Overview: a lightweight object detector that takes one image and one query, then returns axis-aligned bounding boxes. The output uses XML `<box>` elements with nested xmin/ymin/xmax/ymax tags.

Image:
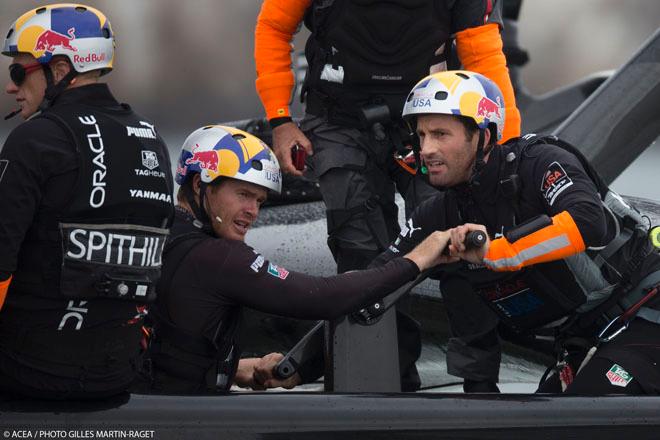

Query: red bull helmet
<box><xmin>2</xmin><ymin>3</ymin><xmax>114</xmax><ymax>74</ymax></box>
<box><xmin>402</xmin><ymin>70</ymin><xmax>505</xmax><ymax>142</ymax></box>
<box><xmin>176</xmin><ymin>125</ymin><xmax>282</xmax><ymax>194</ymax></box>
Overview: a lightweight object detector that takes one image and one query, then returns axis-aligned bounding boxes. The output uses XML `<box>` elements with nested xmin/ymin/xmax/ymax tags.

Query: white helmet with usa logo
<box><xmin>402</xmin><ymin>70</ymin><xmax>505</xmax><ymax>142</ymax></box>
<box><xmin>176</xmin><ymin>125</ymin><xmax>282</xmax><ymax>194</ymax></box>
<box><xmin>2</xmin><ymin>3</ymin><xmax>115</xmax><ymax>74</ymax></box>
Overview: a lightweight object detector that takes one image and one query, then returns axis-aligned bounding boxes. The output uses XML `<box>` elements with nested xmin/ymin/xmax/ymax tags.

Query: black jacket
<box><xmin>147</xmin><ymin>207</ymin><xmax>421</xmax><ymax>393</ymax></box>
<box><xmin>373</xmin><ymin>139</ymin><xmax>660</xmax><ymax>382</ymax></box>
<box><xmin>0</xmin><ymin>84</ymin><xmax>173</xmax><ymax>398</ymax></box>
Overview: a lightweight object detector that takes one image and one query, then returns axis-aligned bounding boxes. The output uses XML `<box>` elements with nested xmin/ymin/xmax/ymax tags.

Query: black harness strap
<box><xmin>39</xmin><ymin>63</ymin><xmax>78</xmax><ymax>112</ymax></box>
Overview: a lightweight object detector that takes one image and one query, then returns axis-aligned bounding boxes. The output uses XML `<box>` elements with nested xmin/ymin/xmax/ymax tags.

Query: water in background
<box><xmin>611</xmin><ymin>140</ymin><xmax>660</xmax><ymax>201</ymax></box>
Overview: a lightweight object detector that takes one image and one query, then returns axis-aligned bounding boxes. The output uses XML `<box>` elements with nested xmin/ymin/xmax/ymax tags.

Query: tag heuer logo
<box><xmin>141</xmin><ymin>151</ymin><xmax>159</xmax><ymax>170</ymax></box>
<box><xmin>606</xmin><ymin>364</ymin><xmax>633</xmax><ymax>387</ymax></box>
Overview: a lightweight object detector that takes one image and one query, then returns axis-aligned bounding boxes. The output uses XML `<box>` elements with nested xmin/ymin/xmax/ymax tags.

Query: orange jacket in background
<box><xmin>254</xmin><ymin>0</ymin><xmax>521</xmax><ymax>142</ymax></box>
<box><xmin>0</xmin><ymin>275</ymin><xmax>11</xmax><ymax>311</ymax></box>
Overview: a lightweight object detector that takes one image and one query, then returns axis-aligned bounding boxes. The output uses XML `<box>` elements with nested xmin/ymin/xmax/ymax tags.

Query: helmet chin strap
<box><xmin>38</xmin><ymin>63</ymin><xmax>78</xmax><ymax>112</ymax></box>
<box><xmin>183</xmin><ymin>180</ymin><xmax>217</xmax><ymax>236</ymax></box>
<box><xmin>469</xmin><ymin>129</ymin><xmax>493</xmax><ymax>187</ymax></box>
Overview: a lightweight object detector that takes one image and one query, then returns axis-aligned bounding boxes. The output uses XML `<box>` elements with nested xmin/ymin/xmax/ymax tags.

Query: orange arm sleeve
<box><xmin>0</xmin><ymin>275</ymin><xmax>11</xmax><ymax>311</ymax></box>
<box><xmin>456</xmin><ymin>23</ymin><xmax>521</xmax><ymax>142</ymax></box>
<box><xmin>254</xmin><ymin>0</ymin><xmax>312</xmax><ymax>121</ymax></box>
<box><xmin>483</xmin><ymin>211</ymin><xmax>586</xmax><ymax>272</ymax></box>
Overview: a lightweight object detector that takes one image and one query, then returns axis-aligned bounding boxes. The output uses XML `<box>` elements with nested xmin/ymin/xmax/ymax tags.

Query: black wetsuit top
<box><xmin>0</xmin><ymin>84</ymin><xmax>172</xmax><ymax>399</ymax></box>
<box><xmin>373</xmin><ymin>142</ymin><xmax>614</xmax><ymax>382</ymax></box>
<box><xmin>161</xmin><ymin>209</ymin><xmax>419</xmax><ymax>329</ymax></box>
<box><xmin>147</xmin><ymin>208</ymin><xmax>420</xmax><ymax>392</ymax></box>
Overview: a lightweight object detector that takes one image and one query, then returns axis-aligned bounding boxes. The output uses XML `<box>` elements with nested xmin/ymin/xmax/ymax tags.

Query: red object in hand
<box><xmin>291</xmin><ymin>144</ymin><xmax>306</xmax><ymax>171</ymax></box>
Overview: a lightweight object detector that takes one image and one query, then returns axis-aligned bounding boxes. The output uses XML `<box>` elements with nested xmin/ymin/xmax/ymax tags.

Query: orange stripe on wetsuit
<box><xmin>483</xmin><ymin>211</ymin><xmax>586</xmax><ymax>272</ymax></box>
<box><xmin>0</xmin><ymin>275</ymin><xmax>11</xmax><ymax>311</ymax></box>
<box><xmin>255</xmin><ymin>0</ymin><xmax>311</xmax><ymax>121</ymax></box>
<box><xmin>456</xmin><ymin>23</ymin><xmax>521</xmax><ymax>142</ymax></box>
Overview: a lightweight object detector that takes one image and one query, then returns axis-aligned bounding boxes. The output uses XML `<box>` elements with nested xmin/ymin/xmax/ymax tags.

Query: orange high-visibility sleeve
<box><xmin>0</xmin><ymin>275</ymin><xmax>11</xmax><ymax>311</ymax></box>
<box><xmin>255</xmin><ymin>0</ymin><xmax>312</xmax><ymax>121</ymax></box>
<box><xmin>483</xmin><ymin>211</ymin><xmax>586</xmax><ymax>272</ymax></box>
<box><xmin>456</xmin><ymin>23</ymin><xmax>521</xmax><ymax>142</ymax></box>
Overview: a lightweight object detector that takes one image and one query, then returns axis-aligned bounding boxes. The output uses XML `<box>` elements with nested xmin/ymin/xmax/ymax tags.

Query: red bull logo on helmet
<box><xmin>185</xmin><ymin>144</ymin><xmax>219</xmax><ymax>173</ymax></box>
<box><xmin>34</xmin><ymin>27</ymin><xmax>77</xmax><ymax>53</ymax></box>
<box><xmin>73</xmin><ymin>52</ymin><xmax>106</xmax><ymax>63</ymax></box>
<box><xmin>176</xmin><ymin>127</ymin><xmax>275</xmax><ymax>186</ymax></box>
<box><xmin>476</xmin><ymin>96</ymin><xmax>502</xmax><ymax>120</ymax></box>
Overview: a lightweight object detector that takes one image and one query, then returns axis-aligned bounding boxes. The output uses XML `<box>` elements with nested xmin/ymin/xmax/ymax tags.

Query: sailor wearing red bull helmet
<box><xmin>0</xmin><ymin>4</ymin><xmax>173</xmax><ymax>399</ymax></box>
<box><xmin>372</xmin><ymin>70</ymin><xmax>660</xmax><ymax>394</ymax></box>
<box><xmin>140</xmin><ymin>125</ymin><xmax>458</xmax><ymax>393</ymax></box>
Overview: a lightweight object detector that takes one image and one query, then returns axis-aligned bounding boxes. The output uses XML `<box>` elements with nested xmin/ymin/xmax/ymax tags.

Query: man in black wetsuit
<box><xmin>373</xmin><ymin>70</ymin><xmax>660</xmax><ymax>394</ymax></box>
<box><xmin>143</xmin><ymin>125</ymin><xmax>456</xmax><ymax>393</ymax></box>
<box><xmin>0</xmin><ymin>4</ymin><xmax>173</xmax><ymax>399</ymax></box>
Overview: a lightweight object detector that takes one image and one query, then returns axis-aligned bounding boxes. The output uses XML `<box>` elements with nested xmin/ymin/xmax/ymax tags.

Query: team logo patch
<box><xmin>141</xmin><ymin>150</ymin><xmax>159</xmax><ymax>170</ymax></box>
<box><xmin>250</xmin><ymin>255</ymin><xmax>265</xmax><ymax>273</ymax></box>
<box><xmin>541</xmin><ymin>161</ymin><xmax>573</xmax><ymax>206</ymax></box>
<box><xmin>400</xmin><ymin>218</ymin><xmax>422</xmax><ymax>239</ymax></box>
<box><xmin>267</xmin><ymin>263</ymin><xmax>289</xmax><ymax>280</ymax></box>
<box><xmin>0</xmin><ymin>160</ymin><xmax>8</xmax><ymax>184</ymax></box>
<box><xmin>606</xmin><ymin>364</ymin><xmax>633</xmax><ymax>387</ymax></box>
<box><xmin>127</xmin><ymin>121</ymin><xmax>157</xmax><ymax>139</ymax></box>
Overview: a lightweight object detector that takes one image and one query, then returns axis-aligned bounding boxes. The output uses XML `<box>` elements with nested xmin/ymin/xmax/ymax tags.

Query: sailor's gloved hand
<box><xmin>463</xmin><ymin>379</ymin><xmax>500</xmax><ymax>393</ymax></box>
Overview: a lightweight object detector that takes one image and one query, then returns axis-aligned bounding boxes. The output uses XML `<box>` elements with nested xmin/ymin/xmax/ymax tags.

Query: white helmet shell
<box><xmin>402</xmin><ymin>70</ymin><xmax>505</xmax><ymax>141</ymax></box>
<box><xmin>2</xmin><ymin>3</ymin><xmax>115</xmax><ymax>74</ymax></box>
<box><xmin>176</xmin><ymin>125</ymin><xmax>282</xmax><ymax>194</ymax></box>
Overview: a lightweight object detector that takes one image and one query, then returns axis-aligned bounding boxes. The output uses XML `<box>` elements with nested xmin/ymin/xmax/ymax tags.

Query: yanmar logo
<box><xmin>127</xmin><ymin>121</ymin><xmax>157</xmax><ymax>139</ymax></box>
<box><xmin>129</xmin><ymin>189</ymin><xmax>172</xmax><ymax>203</ymax></box>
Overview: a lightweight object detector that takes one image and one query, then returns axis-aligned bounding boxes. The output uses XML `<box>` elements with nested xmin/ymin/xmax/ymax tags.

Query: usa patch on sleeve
<box><xmin>541</xmin><ymin>161</ymin><xmax>573</xmax><ymax>206</ymax></box>
<box><xmin>0</xmin><ymin>160</ymin><xmax>8</xmax><ymax>184</ymax></box>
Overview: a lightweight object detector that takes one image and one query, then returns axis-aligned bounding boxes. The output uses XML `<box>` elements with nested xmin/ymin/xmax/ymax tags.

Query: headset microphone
<box><xmin>4</xmin><ymin>109</ymin><xmax>21</xmax><ymax>120</ymax></box>
<box><xmin>215</xmin><ymin>216</ymin><xmax>223</xmax><ymax>224</ymax></box>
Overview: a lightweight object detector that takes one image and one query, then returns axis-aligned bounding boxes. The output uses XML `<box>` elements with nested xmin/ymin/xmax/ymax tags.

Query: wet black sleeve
<box><xmin>370</xmin><ymin>193</ymin><xmax>447</xmax><ymax>268</ymax></box>
<box><xmin>193</xmin><ymin>239</ymin><xmax>420</xmax><ymax>321</ymax></box>
<box><xmin>450</xmin><ymin>0</ymin><xmax>503</xmax><ymax>33</ymax></box>
<box><xmin>526</xmin><ymin>144</ymin><xmax>608</xmax><ymax>247</ymax></box>
<box><xmin>0</xmin><ymin>119</ymin><xmax>78</xmax><ymax>274</ymax></box>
